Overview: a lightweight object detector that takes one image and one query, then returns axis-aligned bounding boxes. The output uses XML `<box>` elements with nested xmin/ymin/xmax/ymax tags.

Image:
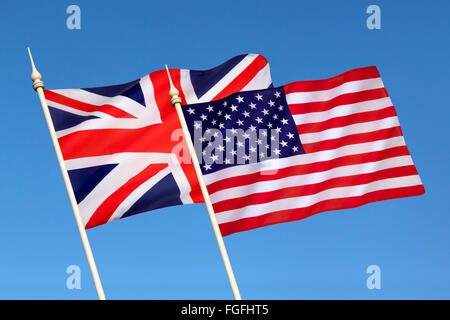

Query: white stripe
<box><xmin>51</xmin><ymin>88</ymin><xmax>144</xmax><ymax>118</ymax></box>
<box><xmin>76</xmin><ymin>155</ymin><xmax>155</xmax><ymax>225</ymax></box>
<box><xmin>285</xmin><ymin>78</ymin><xmax>384</xmax><ymax>104</ymax></box>
<box><xmin>203</xmin><ymin>136</ymin><xmax>407</xmax><ymax>185</ymax></box>
<box><xmin>140</xmin><ymin>75</ymin><xmax>162</xmax><ymax>122</ymax></box>
<box><xmin>50</xmin><ymin>76</ymin><xmax>162</xmax><ymax>138</ymax></box>
<box><xmin>215</xmin><ymin>175</ymin><xmax>423</xmax><ymax>224</ymax></box>
<box><xmin>299</xmin><ymin>116</ymin><xmax>400</xmax><ymax>144</ymax></box>
<box><xmin>107</xmin><ymin>167</ymin><xmax>172</xmax><ymax>223</ymax></box>
<box><xmin>180</xmin><ymin>69</ymin><xmax>199</xmax><ymax>104</ymax></box>
<box><xmin>198</xmin><ymin>54</ymin><xmax>258</xmax><ymax>102</ymax></box>
<box><xmin>65</xmin><ymin>152</ymin><xmax>192</xmax><ymax>225</ymax></box>
<box><xmin>46</xmin><ymin>100</ymin><xmax>114</xmax><ymax>119</ymax></box>
<box><xmin>210</xmin><ymin>155</ymin><xmax>414</xmax><ymax>203</ymax></box>
<box><xmin>292</xmin><ymin>97</ymin><xmax>393</xmax><ymax>124</ymax></box>
<box><xmin>240</xmin><ymin>63</ymin><xmax>272</xmax><ymax>92</ymax></box>
<box><xmin>64</xmin><ymin>153</ymin><xmax>180</xmax><ymax>170</ymax></box>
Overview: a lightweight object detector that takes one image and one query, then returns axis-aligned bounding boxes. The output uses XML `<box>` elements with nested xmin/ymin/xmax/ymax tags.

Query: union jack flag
<box><xmin>44</xmin><ymin>54</ymin><xmax>272</xmax><ymax>229</ymax></box>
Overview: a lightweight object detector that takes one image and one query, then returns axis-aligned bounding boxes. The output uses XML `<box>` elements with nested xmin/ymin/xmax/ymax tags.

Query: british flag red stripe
<box><xmin>196</xmin><ymin>66</ymin><xmax>424</xmax><ymax>236</ymax></box>
<box><xmin>44</xmin><ymin>54</ymin><xmax>272</xmax><ymax>229</ymax></box>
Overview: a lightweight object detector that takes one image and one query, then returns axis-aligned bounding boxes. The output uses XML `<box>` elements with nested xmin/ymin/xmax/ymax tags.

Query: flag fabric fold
<box><xmin>43</xmin><ymin>54</ymin><xmax>273</xmax><ymax>229</ymax></box>
<box><xmin>181</xmin><ymin>66</ymin><xmax>425</xmax><ymax>236</ymax></box>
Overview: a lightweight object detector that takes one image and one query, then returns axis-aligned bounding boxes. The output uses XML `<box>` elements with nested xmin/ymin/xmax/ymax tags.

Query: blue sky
<box><xmin>0</xmin><ymin>0</ymin><xmax>449</xmax><ymax>299</ymax></box>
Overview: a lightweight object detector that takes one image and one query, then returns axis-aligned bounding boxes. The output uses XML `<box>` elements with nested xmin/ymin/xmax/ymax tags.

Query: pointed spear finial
<box><xmin>165</xmin><ymin>64</ymin><xmax>182</xmax><ymax>106</ymax></box>
<box><xmin>27</xmin><ymin>47</ymin><xmax>44</xmax><ymax>91</ymax></box>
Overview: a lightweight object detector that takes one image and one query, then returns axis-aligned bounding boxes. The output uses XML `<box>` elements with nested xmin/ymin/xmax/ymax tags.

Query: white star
<box><xmin>213</xmin><ymin>131</ymin><xmax>219</xmax><ymax>137</ymax></box>
<box><xmin>230</xmin><ymin>128</ymin><xmax>237</xmax><ymax>134</ymax></box>
<box><xmin>211</xmin><ymin>119</ymin><xmax>217</xmax><ymax>125</ymax></box>
<box><xmin>207</xmin><ymin>105</ymin><xmax>214</xmax><ymax>112</ymax></box>
<box><xmin>236</xmin><ymin>119</ymin><xmax>244</xmax><ymax>126</ymax></box>
<box><xmin>224</xmin><ymin>158</ymin><xmax>231</xmax><ymax>164</ymax></box>
<box><xmin>281</xmin><ymin>118</ymin><xmax>288</xmax><ymax>125</ymax></box>
<box><xmin>219</xmin><ymin>123</ymin><xmax>225</xmax><ymax>129</ymax></box>
<box><xmin>287</xmin><ymin>132</ymin><xmax>295</xmax><ymax>139</ymax></box>
<box><xmin>242</xmin><ymin>111</ymin><xmax>250</xmax><ymax>118</ymax></box>
<box><xmin>257</xmin><ymin>139</ymin><xmax>262</xmax><ymax>145</ymax></box>
<box><xmin>224</xmin><ymin>113</ymin><xmax>231</xmax><ymax>120</ymax></box>
<box><xmin>200</xmin><ymin>114</ymin><xmax>208</xmax><ymax>121</ymax></box>
<box><xmin>223</xmin><ymin>101</ymin><xmax>228</xmax><ymax>107</ymax></box>
<box><xmin>292</xmin><ymin>146</ymin><xmax>299</xmax><ymax>152</ymax></box>
<box><xmin>279</xmin><ymin>105</ymin><xmax>284</xmax><ymax>111</ymax></box>
<box><xmin>243</xmin><ymin>155</ymin><xmax>251</xmax><ymax>161</ymax></box>
<box><xmin>262</xmin><ymin>109</ymin><xmax>269</xmax><ymax>115</ymax></box>
<box><xmin>243</xmin><ymin>132</ymin><xmax>250</xmax><ymax>139</ymax></box>
<box><xmin>187</xmin><ymin>107</ymin><xmax>195</xmax><ymax>115</ymax></box>
<box><xmin>255</xmin><ymin>117</ymin><xmax>263</xmax><ymax>124</ymax></box>
<box><xmin>217</xmin><ymin>110</ymin><xmax>222</xmax><ymax>116</ymax></box>
<box><xmin>249</xmin><ymin>146</ymin><xmax>257</xmax><ymax>153</ymax></box>
<box><xmin>203</xmin><ymin>164</ymin><xmax>211</xmax><ymax>170</ymax></box>
<box><xmin>267</xmin><ymin>122</ymin><xmax>273</xmax><ymax>128</ymax></box>
<box><xmin>210</xmin><ymin>154</ymin><xmax>219</xmax><ymax>162</ymax></box>
<box><xmin>217</xmin><ymin>145</ymin><xmax>225</xmax><ymax>152</ymax></box>
<box><xmin>260</xmin><ymin>152</ymin><xmax>265</xmax><ymax>158</ymax></box>
<box><xmin>249</xmin><ymin>102</ymin><xmax>257</xmax><ymax>109</ymax></box>
<box><xmin>249</xmin><ymin>125</ymin><xmax>256</xmax><ymax>131</ymax></box>
<box><xmin>231</xmin><ymin>104</ymin><xmax>238</xmax><ymax>112</ymax></box>
<box><xmin>261</xmin><ymin>130</ymin><xmax>268</xmax><ymax>136</ymax></box>
<box><xmin>274</xmin><ymin>91</ymin><xmax>281</xmax><ymax>98</ymax></box>
<box><xmin>275</xmin><ymin>127</ymin><xmax>282</xmax><ymax>133</ymax></box>
<box><xmin>194</xmin><ymin>122</ymin><xmax>201</xmax><ymax>130</ymax></box>
<box><xmin>236</xmin><ymin>95</ymin><xmax>244</xmax><ymax>103</ymax></box>
<box><xmin>224</xmin><ymin>136</ymin><xmax>231</xmax><ymax>143</ymax></box>
<box><xmin>230</xmin><ymin>150</ymin><xmax>237</xmax><ymax>155</ymax></box>
<box><xmin>268</xmin><ymin>100</ymin><xmax>275</xmax><ymax>107</ymax></box>
<box><xmin>255</xmin><ymin>93</ymin><xmax>263</xmax><ymax>101</ymax></box>
<box><xmin>273</xmin><ymin>148</ymin><xmax>281</xmax><ymax>156</ymax></box>
<box><xmin>205</xmin><ymin>128</ymin><xmax>211</xmax><ymax>134</ymax></box>
<box><xmin>237</xmin><ymin>141</ymin><xmax>244</xmax><ymax>148</ymax></box>
<box><xmin>280</xmin><ymin>140</ymin><xmax>288</xmax><ymax>147</ymax></box>
<box><xmin>273</xmin><ymin>114</ymin><xmax>278</xmax><ymax>120</ymax></box>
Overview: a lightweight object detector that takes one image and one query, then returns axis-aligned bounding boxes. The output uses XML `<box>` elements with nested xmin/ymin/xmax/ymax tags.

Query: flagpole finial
<box><xmin>27</xmin><ymin>47</ymin><xmax>44</xmax><ymax>91</ymax></box>
<box><xmin>165</xmin><ymin>64</ymin><xmax>182</xmax><ymax>106</ymax></box>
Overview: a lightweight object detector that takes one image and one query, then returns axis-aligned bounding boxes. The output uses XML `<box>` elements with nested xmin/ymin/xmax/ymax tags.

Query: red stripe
<box><xmin>85</xmin><ymin>163</ymin><xmax>168</xmax><ymax>229</ymax></box>
<box><xmin>283</xmin><ymin>66</ymin><xmax>380</xmax><ymax>94</ymax></box>
<box><xmin>288</xmin><ymin>88</ymin><xmax>389</xmax><ymax>115</ymax></box>
<box><xmin>213</xmin><ymin>165</ymin><xmax>419</xmax><ymax>213</ymax></box>
<box><xmin>44</xmin><ymin>90</ymin><xmax>136</xmax><ymax>119</ymax></box>
<box><xmin>149</xmin><ymin>70</ymin><xmax>203</xmax><ymax>203</ymax></box>
<box><xmin>302</xmin><ymin>126</ymin><xmax>404</xmax><ymax>154</ymax></box>
<box><xmin>219</xmin><ymin>185</ymin><xmax>425</xmax><ymax>236</ymax></box>
<box><xmin>298</xmin><ymin>106</ymin><xmax>397</xmax><ymax>134</ymax></box>
<box><xmin>206</xmin><ymin>145</ymin><xmax>410</xmax><ymax>195</ymax></box>
<box><xmin>212</xmin><ymin>55</ymin><xmax>269</xmax><ymax>101</ymax></box>
<box><xmin>58</xmin><ymin>124</ymin><xmax>176</xmax><ymax>159</ymax></box>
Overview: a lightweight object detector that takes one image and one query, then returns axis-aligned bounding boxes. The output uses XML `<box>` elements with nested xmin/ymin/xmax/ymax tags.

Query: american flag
<box><xmin>43</xmin><ymin>54</ymin><xmax>272</xmax><ymax>229</ymax></box>
<box><xmin>182</xmin><ymin>66</ymin><xmax>425</xmax><ymax>236</ymax></box>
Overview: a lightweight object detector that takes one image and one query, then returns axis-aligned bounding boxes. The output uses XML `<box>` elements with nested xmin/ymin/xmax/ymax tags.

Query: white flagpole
<box><xmin>27</xmin><ymin>48</ymin><xmax>106</xmax><ymax>300</ymax></box>
<box><xmin>165</xmin><ymin>66</ymin><xmax>242</xmax><ymax>300</ymax></box>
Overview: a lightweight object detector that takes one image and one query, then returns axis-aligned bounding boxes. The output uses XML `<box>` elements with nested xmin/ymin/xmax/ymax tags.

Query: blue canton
<box><xmin>182</xmin><ymin>87</ymin><xmax>305</xmax><ymax>175</ymax></box>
